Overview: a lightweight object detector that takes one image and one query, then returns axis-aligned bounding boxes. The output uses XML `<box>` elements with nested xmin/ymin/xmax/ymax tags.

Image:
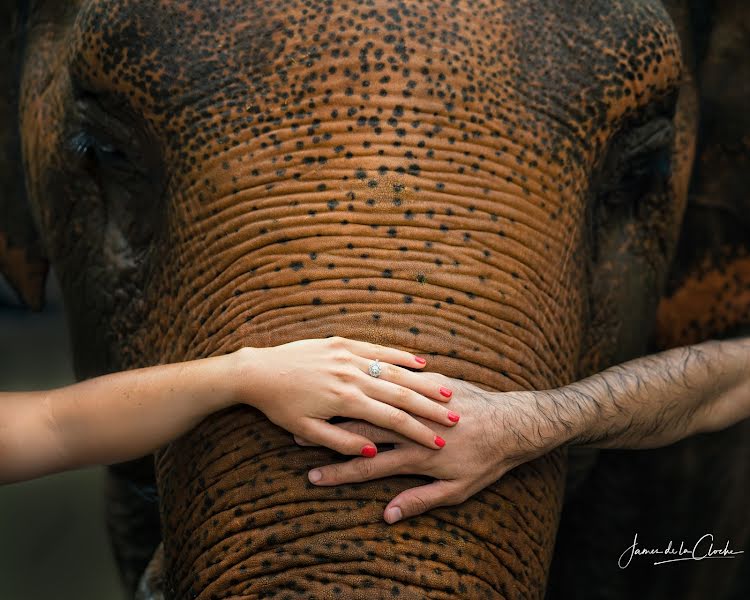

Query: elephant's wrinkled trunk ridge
<box><xmin>154</xmin><ymin>278</ymin><xmax>572</xmax><ymax>597</ymax></box>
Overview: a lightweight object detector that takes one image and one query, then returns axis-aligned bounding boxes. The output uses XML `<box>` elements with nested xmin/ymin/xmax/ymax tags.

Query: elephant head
<box><xmin>2</xmin><ymin>1</ymin><xmax>695</xmax><ymax>597</ymax></box>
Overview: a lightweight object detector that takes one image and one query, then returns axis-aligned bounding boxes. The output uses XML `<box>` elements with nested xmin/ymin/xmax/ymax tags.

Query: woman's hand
<box><xmin>298</xmin><ymin>374</ymin><xmax>567</xmax><ymax>524</ymax></box>
<box><xmin>299</xmin><ymin>337</ymin><xmax>750</xmax><ymax>524</ymax></box>
<box><xmin>234</xmin><ymin>337</ymin><xmax>460</xmax><ymax>458</ymax></box>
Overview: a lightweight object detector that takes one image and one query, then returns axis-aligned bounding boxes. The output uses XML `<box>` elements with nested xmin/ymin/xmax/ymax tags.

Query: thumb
<box><xmin>383</xmin><ymin>480</ymin><xmax>460</xmax><ymax>524</ymax></box>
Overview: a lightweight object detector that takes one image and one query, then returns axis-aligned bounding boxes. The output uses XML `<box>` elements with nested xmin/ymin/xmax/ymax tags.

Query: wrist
<box><xmin>483</xmin><ymin>388</ymin><xmax>577</xmax><ymax>457</ymax></box>
<box><xmin>225</xmin><ymin>346</ymin><xmax>265</xmax><ymax>409</ymax></box>
<box><xmin>188</xmin><ymin>350</ymin><xmax>253</xmax><ymax>413</ymax></box>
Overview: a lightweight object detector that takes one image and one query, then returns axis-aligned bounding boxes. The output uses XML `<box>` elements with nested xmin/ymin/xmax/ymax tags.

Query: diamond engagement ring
<box><xmin>368</xmin><ymin>359</ymin><xmax>382</xmax><ymax>378</ymax></box>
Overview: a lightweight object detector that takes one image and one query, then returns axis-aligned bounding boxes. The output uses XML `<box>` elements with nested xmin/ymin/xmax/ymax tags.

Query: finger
<box><xmin>352</xmin><ymin>364</ymin><xmax>459</xmax><ymax>426</ymax></box>
<box><xmin>308</xmin><ymin>448</ymin><xmax>415</xmax><ymax>486</ymax></box>
<box><xmin>352</xmin><ymin>357</ymin><xmax>455</xmax><ymax>404</ymax></box>
<box><xmin>334</xmin><ymin>336</ymin><xmax>428</xmax><ymax>369</ymax></box>
<box><xmin>297</xmin><ymin>421</ymin><xmax>410</xmax><ymax>447</ymax></box>
<box><xmin>383</xmin><ymin>480</ymin><xmax>462</xmax><ymax>524</ymax></box>
<box><xmin>349</xmin><ymin>399</ymin><xmax>446</xmax><ymax>450</ymax></box>
<box><xmin>297</xmin><ymin>420</ymin><xmax>379</xmax><ymax>458</ymax></box>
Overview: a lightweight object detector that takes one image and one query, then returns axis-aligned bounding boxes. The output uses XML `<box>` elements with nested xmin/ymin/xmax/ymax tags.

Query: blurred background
<box><xmin>0</xmin><ymin>274</ymin><xmax>126</xmax><ymax>599</ymax></box>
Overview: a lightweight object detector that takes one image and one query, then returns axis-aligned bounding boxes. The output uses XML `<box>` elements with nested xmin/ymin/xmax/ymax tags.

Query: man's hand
<box><xmin>297</xmin><ymin>374</ymin><xmax>569</xmax><ymax>524</ymax></box>
<box><xmin>299</xmin><ymin>337</ymin><xmax>750</xmax><ymax>524</ymax></box>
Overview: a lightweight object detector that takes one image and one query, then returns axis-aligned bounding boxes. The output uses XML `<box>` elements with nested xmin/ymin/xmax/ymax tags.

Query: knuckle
<box><xmin>322</xmin><ymin>466</ymin><xmax>339</xmax><ymax>482</ymax></box>
<box><xmin>394</xmin><ymin>385</ymin><xmax>410</xmax><ymax>404</ymax></box>
<box><xmin>339</xmin><ymin>366</ymin><xmax>358</xmax><ymax>383</ymax></box>
<box><xmin>355</xmin><ymin>458</ymin><xmax>374</xmax><ymax>479</ymax></box>
<box><xmin>335</xmin><ymin>386</ymin><xmax>359</xmax><ymax>404</ymax></box>
<box><xmin>348</xmin><ymin>421</ymin><xmax>372</xmax><ymax>438</ymax></box>
<box><xmin>333</xmin><ymin>349</ymin><xmax>351</xmax><ymax>363</ymax></box>
<box><xmin>410</xmin><ymin>494</ymin><xmax>431</xmax><ymax>514</ymax></box>
<box><xmin>388</xmin><ymin>365</ymin><xmax>405</xmax><ymax>382</ymax></box>
<box><xmin>332</xmin><ymin>361</ymin><xmax>356</xmax><ymax>380</ymax></box>
<box><xmin>330</xmin><ymin>366</ymin><xmax>348</xmax><ymax>381</ymax></box>
<box><xmin>388</xmin><ymin>409</ymin><xmax>408</xmax><ymax>429</ymax></box>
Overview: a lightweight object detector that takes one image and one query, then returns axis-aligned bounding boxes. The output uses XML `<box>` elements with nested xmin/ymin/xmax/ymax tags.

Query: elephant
<box><xmin>1</xmin><ymin>0</ymin><xmax>748</xmax><ymax>598</ymax></box>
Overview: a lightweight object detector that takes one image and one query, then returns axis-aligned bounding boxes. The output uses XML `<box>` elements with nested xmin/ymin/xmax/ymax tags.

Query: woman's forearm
<box><xmin>0</xmin><ymin>352</ymin><xmax>242</xmax><ymax>484</ymax></box>
<box><xmin>1</xmin><ymin>335</ymin><xmax>451</xmax><ymax>485</ymax></box>
<box><xmin>555</xmin><ymin>337</ymin><xmax>750</xmax><ymax>450</ymax></box>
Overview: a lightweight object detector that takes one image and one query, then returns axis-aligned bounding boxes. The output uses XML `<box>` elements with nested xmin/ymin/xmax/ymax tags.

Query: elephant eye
<box><xmin>67</xmin><ymin>88</ymin><xmax>162</xmax><ymax>182</ymax></box>
<box><xmin>69</xmin><ymin>131</ymin><xmax>131</xmax><ymax>173</ymax></box>
<box><xmin>68</xmin><ymin>128</ymin><xmax>151</xmax><ymax>205</ymax></box>
<box><xmin>65</xmin><ymin>93</ymin><xmax>164</xmax><ymax>250</ymax></box>
<box><xmin>597</xmin><ymin>117</ymin><xmax>675</xmax><ymax>207</ymax></box>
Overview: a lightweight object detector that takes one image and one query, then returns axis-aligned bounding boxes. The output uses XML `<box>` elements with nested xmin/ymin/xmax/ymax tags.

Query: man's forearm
<box><xmin>550</xmin><ymin>337</ymin><xmax>750</xmax><ymax>450</ymax></box>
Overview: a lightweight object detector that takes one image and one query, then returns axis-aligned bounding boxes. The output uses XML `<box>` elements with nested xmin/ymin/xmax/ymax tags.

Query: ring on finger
<box><xmin>368</xmin><ymin>359</ymin><xmax>383</xmax><ymax>378</ymax></box>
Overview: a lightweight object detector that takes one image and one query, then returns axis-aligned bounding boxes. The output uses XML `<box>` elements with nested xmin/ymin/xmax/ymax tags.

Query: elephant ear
<box><xmin>0</xmin><ymin>1</ymin><xmax>48</xmax><ymax>310</ymax></box>
<box><xmin>656</xmin><ymin>0</ymin><xmax>750</xmax><ymax>348</ymax></box>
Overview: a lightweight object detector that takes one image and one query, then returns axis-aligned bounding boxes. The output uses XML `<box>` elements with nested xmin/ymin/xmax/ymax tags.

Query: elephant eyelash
<box><xmin>69</xmin><ymin>131</ymin><xmax>94</xmax><ymax>157</ymax></box>
<box><xmin>597</xmin><ymin>118</ymin><xmax>675</xmax><ymax>204</ymax></box>
<box><xmin>69</xmin><ymin>131</ymin><xmax>131</xmax><ymax>171</ymax></box>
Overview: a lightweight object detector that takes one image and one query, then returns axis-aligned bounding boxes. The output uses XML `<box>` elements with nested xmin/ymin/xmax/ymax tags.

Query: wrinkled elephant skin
<box><xmin>5</xmin><ymin>0</ymin><xmax>733</xmax><ymax>598</ymax></box>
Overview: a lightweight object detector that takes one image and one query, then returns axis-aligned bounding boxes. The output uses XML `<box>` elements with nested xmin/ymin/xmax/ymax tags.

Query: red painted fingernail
<box><xmin>361</xmin><ymin>445</ymin><xmax>377</xmax><ymax>458</ymax></box>
<box><xmin>414</xmin><ymin>356</ymin><xmax>426</xmax><ymax>365</ymax></box>
<box><xmin>434</xmin><ymin>436</ymin><xmax>446</xmax><ymax>448</ymax></box>
<box><xmin>440</xmin><ymin>387</ymin><xmax>453</xmax><ymax>398</ymax></box>
<box><xmin>447</xmin><ymin>411</ymin><xmax>460</xmax><ymax>423</ymax></box>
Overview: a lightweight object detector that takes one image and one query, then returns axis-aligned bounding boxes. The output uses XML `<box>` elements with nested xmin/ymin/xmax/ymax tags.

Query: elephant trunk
<box><xmin>155</xmin><ymin>343</ymin><xmax>567</xmax><ymax>599</ymax></box>
<box><xmin>129</xmin><ymin>5</ymin><xmax>590</xmax><ymax>593</ymax></box>
<box><xmin>150</xmin><ymin>167</ymin><xmax>581</xmax><ymax>597</ymax></box>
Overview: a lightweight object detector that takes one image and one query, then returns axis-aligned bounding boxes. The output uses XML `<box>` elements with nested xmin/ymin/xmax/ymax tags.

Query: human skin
<box><xmin>0</xmin><ymin>0</ymin><xmax>713</xmax><ymax>597</ymax></box>
<box><xmin>304</xmin><ymin>336</ymin><xmax>750</xmax><ymax>522</ymax></box>
<box><xmin>0</xmin><ymin>337</ymin><xmax>457</xmax><ymax>485</ymax></box>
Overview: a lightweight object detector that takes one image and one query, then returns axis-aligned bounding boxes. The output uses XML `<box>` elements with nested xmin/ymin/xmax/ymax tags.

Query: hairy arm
<box><xmin>556</xmin><ymin>336</ymin><xmax>750</xmax><ymax>449</ymax></box>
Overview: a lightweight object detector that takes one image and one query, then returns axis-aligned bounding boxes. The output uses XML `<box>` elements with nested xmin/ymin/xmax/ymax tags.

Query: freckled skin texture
<box><xmin>0</xmin><ymin>0</ymin><xmax>747</xmax><ymax>598</ymax></box>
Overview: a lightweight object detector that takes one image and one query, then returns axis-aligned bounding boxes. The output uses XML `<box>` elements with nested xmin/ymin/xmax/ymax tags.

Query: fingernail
<box><xmin>440</xmin><ymin>386</ymin><xmax>453</xmax><ymax>398</ymax></box>
<box><xmin>434</xmin><ymin>435</ymin><xmax>446</xmax><ymax>448</ymax></box>
<box><xmin>414</xmin><ymin>356</ymin><xmax>426</xmax><ymax>365</ymax></box>
<box><xmin>384</xmin><ymin>507</ymin><xmax>402</xmax><ymax>524</ymax></box>
<box><xmin>447</xmin><ymin>411</ymin><xmax>460</xmax><ymax>423</ymax></box>
<box><xmin>308</xmin><ymin>469</ymin><xmax>322</xmax><ymax>483</ymax></box>
<box><xmin>361</xmin><ymin>445</ymin><xmax>377</xmax><ymax>458</ymax></box>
